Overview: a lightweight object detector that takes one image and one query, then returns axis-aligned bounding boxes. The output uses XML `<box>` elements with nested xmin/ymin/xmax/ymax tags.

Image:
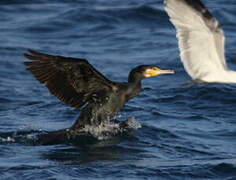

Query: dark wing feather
<box><xmin>23</xmin><ymin>49</ymin><xmax>117</xmax><ymax>109</ymax></box>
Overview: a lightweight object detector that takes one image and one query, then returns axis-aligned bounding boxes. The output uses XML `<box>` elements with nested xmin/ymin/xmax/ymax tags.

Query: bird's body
<box><xmin>71</xmin><ymin>83</ymin><xmax>139</xmax><ymax>129</ymax></box>
<box><xmin>164</xmin><ymin>0</ymin><xmax>236</xmax><ymax>83</ymax></box>
<box><xmin>23</xmin><ymin>49</ymin><xmax>174</xmax><ymax>145</ymax></box>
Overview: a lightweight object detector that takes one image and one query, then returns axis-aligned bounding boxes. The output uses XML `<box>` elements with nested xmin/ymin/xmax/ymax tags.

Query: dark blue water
<box><xmin>1</xmin><ymin>0</ymin><xmax>236</xmax><ymax>179</ymax></box>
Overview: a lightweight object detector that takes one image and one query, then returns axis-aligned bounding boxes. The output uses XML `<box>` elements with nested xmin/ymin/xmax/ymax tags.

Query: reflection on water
<box><xmin>43</xmin><ymin>142</ymin><xmax>147</xmax><ymax>165</ymax></box>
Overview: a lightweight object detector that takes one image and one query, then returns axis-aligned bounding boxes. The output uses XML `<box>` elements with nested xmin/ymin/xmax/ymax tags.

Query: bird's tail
<box><xmin>36</xmin><ymin>128</ymin><xmax>95</xmax><ymax>145</ymax></box>
<box><xmin>37</xmin><ymin>129</ymin><xmax>69</xmax><ymax>145</ymax></box>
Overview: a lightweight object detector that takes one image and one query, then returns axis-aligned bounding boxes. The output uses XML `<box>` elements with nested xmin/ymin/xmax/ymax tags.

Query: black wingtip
<box><xmin>184</xmin><ymin>0</ymin><xmax>213</xmax><ymax>20</ymax></box>
<box><xmin>23</xmin><ymin>48</ymin><xmax>38</xmax><ymax>60</ymax></box>
<box><xmin>23</xmin><ymin>48</ymin><xmax>48</xmax><ymax>62</ymax></box>
<box><xmin>23</xmin><ymin>61</ymin><xmax>32</xmax><ymax>66</ymax></box>
<box><xmin>23</xmin><ymin>53</ymin><xmax>34</xmax><ymax>60</ymax></box>
<box><xmin>27</xmin><ymin>48</ymin><xmax>40</xmax><ymax>55</ymax></box>
<box><xmin>23</xmin><ymin>53</ymin><xmax>30</xmax><ymax>58</ymax></box>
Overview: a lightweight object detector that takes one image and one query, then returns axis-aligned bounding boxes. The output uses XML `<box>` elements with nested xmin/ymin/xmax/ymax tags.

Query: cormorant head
<box><xmin>128</xmin><ymin>65</ymin><xmax>174</xmax><ymax>83</ymax></box>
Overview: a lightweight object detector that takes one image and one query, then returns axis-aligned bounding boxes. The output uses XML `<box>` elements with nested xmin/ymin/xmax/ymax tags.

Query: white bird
<box><xmin>164</xmin><ymin>0</ymin><xmax>236</xmax><ymax>83</ymax></box>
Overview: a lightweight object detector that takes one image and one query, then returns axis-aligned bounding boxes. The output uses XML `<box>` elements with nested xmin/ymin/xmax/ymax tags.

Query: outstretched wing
<box><xmin>23</xmin><ymin>49</ymin><xmax>117</xmax><ymax>109</ymax></box>
<box><xmin>165</xmin><ymin>0</ymin><xmax>227</xmax><ymax>80</ymax></box>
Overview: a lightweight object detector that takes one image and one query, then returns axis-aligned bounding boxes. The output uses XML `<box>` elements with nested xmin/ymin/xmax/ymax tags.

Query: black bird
<box><xmin>23</xmin><ymin>49</ymin><xmax>174</xmax><ymax>145</ymax></box>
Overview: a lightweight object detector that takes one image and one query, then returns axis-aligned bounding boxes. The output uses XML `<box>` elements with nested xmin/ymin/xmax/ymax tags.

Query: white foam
<box><xmin>80</xmin><ymin>117</ymin><xmax>142</xmax><ymax>140</ymax></box>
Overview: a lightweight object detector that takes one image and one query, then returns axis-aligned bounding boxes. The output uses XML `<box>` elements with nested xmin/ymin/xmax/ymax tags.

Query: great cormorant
<box><xmin>23</xmin><ymin>49</ymin><xmax>174</xmax><ymax>145</ymax></box>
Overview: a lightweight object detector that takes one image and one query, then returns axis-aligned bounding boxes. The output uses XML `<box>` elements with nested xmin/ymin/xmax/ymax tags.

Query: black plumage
<box><xmin>23</xmin><ymin>49</ymin><xmax>174</xmax><ymax>145</ymax></box>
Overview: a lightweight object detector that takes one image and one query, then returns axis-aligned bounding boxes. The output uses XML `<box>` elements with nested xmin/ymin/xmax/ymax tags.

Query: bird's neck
<box><xmin>126</xmin><ymin>78</ymin><xmax>142</xmax><ymax>100</ymax></box>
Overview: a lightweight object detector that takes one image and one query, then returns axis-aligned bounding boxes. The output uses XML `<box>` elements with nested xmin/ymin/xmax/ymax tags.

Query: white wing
<box><xmin>165</xmin><ymin>0</ymin><xmax>227</xmax><ymax>80</ymax></box>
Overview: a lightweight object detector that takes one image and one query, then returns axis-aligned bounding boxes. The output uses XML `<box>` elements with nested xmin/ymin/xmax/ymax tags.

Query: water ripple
<box><xmin>0</xmin><ymin>0</ymin><xmax>236</xmax><ymax>179</ymax></box>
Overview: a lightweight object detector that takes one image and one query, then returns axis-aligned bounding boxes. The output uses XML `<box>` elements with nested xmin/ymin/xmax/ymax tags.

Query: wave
<box><xmin>0</xmin><ymin>117</ymin><xmax>141</xmax><ymax>145</ymax></box>
<box><xmin>20</xmin><ymin>4</ymin><xmax>167</xmax><ymax>34</ymax></box>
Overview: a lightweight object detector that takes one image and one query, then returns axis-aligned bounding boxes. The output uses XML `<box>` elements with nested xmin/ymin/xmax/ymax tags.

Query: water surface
<box><xmin>0</xmin><ymin>0</ymin><xmax>236</xmax><ymax>179</ymax></box>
